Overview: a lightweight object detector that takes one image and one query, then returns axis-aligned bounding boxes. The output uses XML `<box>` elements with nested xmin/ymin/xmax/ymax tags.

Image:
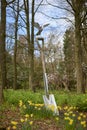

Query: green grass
<box><xmin>3</xmin><ymin>89</ymin><xmax>87</xmax><ymax>107</ymax></box>
<box><xmin>4</xmin><ymin>89</ymin><xmax>43</xmax><ymax>105</ymax></box>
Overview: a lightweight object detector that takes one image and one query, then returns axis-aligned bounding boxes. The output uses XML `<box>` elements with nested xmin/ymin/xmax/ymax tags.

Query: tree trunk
<box><xmin>30</xmin><ymin>0</ymin><xmax>35</xmax><ymax>91</ymax></box>
<box><xmin>23</xmin><ymin>0</ymin><xmax>31</xmax><ymax>89</ymax></box>
<box><xmin>0</xmin><ymin>0</ymin><xmax>7</xmax><ymax>103</ymax></box>
<box><xmin>65</xmin><ymin>0</ymin><xmax>86</xmax><ymax>93</ymax></box>
<box><xmin>75</xmin><ymin>13</ymin><xmax>84</xmax><ymax>93</ymax></box>
<box><xmin>0</xmin><ymin>23</ymin><xmax>4</xmax><ymax>103</ymax></box>
<box><xmin>13</xmin><ymin>0</ymin><xmax>19</xmax><ymax>89</ymax></box>
<box><xmin>1</xmin><ymin>0</ymin><xmax>7</xmax><ymax>89</ymax></box>
<box><xmin>82</xmin><ymin>8</ymin><xmax>87</xmax><ymax>90</ymax></box>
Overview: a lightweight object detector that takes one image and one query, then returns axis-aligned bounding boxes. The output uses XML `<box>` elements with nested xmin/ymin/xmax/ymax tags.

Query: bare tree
<box><xmin>67</xmin><ymin>0</ymin><xmax>86</xmax><ymax>93</ymax></box>
<box><xmin>46</xmin><ymin>0</ymin><xmax>87</xmax><ymax>93</ymax></box>
<box><xmin>23</xmin><ymin>0</ymin><xmax>44</xmax><ymax>90</ymax></box>
<box><xmin>23</xmin><ymin>0</ymin><xmax>31</xmax><ymax>89</ymax></box>
<box><xmin>0</xmin><ymin>0</ymin><xmax>15</xmax><ymax>103</ymax></box>
<box><xmin>13</xmin><ymin>0</ymin><xmax>20</xmax><ymax>89</ymax></box>
<box><xmin>30</xmin><ymin>0</ymin><xmax>35</xmax><ymax>91</ymax></box>
<box><xmin>0</xmin><ymin>0</ymin><xmax>7</xmax><ymax>103</ymax></box>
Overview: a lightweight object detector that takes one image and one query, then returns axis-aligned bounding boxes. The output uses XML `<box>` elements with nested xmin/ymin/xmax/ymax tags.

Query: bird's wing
<box><xmin>36</xmin><ymin>30</ymin><xmax>42</xmax><ymax>35</ymax></box>
<box><xmin>34</xmin><ymin>22</ymin><xmax>40</xmax><ymax>29</ymax></box>
<box><xmin>43</xmin><ymin>23</ymin><xmax>50</xmax><ymax>28</ymax></box>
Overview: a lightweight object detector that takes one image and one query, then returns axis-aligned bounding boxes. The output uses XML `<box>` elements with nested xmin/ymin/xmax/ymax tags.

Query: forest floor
<box><xmin>1</xmin><ymin>90</ymin><xmax>87</xmax><ymax>130</ymax></box>
<box><xmin>0</xmin><ymin>107</ymin><xmax>61</xmax><ymax>130</ymax></box>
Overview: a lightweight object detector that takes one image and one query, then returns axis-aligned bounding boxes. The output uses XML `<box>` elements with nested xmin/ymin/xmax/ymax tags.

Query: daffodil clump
<box><xmin>7</xmin><ymin>112</ymin><xmax>33</xmax><ymax>130</ymax></box>
<box><xmin>62</xmin><ymin>106</ymin><xmax>87</xmax><ymax>130</ymax></box>
<box><xmin>8</xmin><ymin>100</ymin><xmax>87</xmax><ymax>130</ymax></box>
<box><xmin>19</xmin><ymin>100</ymin><xmax>54</xmax><ymax>118</ymax></box>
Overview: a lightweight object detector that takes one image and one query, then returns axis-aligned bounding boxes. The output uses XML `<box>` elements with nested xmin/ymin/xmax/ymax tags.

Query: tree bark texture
<box><xmin>30</xmin><ymin>0</ymin><xmax>35</xmax><ymax>91</ymax></box>
<box><xmin>0</xmin><ymin>0</ymin><xmax>7</xmax><ymax>103</ymax></box>
<box><xmin>23</xmin><ymin>0</ymin><xmax>31</xmax><ymax>89</ymax></box>
<box><xmin>14</xmin><ymin>0</ymin><xmax>19</xmax><ymax>89</ymax></box>
<box><xmin>74</xmin><ymin>3</ymin><xmax>85</xmax><ymax>93</ymax></box>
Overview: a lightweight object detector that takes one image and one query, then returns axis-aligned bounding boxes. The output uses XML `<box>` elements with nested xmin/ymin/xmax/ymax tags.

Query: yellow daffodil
<box><xmin>64</xmin><ymin>113</ymin><xmax>69</xmax><ymax>116</ymax></box>
<box><xmin>68</xmin><ymin>107</ymin><xmax>73</xmax><ymax>111</ymax></box>
<box><xmin>28</xmin><ymin>100</ymin><xmax>32</xmax><ymax>104</ymax></box>
<box><xmin>28</xmin><ymin>100</ymin><xmax>34</xmax><ymax>105</ymax></box>
<box><xmin>12</xmin><ymin>126</ymin><xmax>17</xmax><ymax>129</ymax></box>
<box><xmin>69</xmin><ymin>111</ymin><xmax>73</xmax><ymax>114</ymax></box>
<box><xmin>79</xmin><ymin>113</ymin><xmax>83</xmax><ymax>116</ymax></box>
<box><xmin>20</xmin><ymin>118</ymin><xmax>25</xmax><ymax>122</ymax></box>
<box><xmin>83</xmin><ymin>115</ymin><xmax>86</xmax><ymax>118</ymax></box>
<box><xmin>73</xmin><ymin>106</ymin><xmax>77</xmax><ymax>110</ymax></box>
<box><xmin>35</xmin><ymin>104</ymin><xmax>39</xmax><ymax>107</ymax></box>
<box><xmin>40</xmin><ymin>104</ymin><xmax>44</xmax><ymax>107</ymax></box>
<box><xmin>72</xmin><ymin>114</ymin><xmax>75</xmax><ymax>117</ymax></box>
<box><xmin>64</xmin><ymin>117</ymin><xmax>70</xmax><ymax>120</ymax></box>
<box><xmin>38</xmin><ymin>108</ymin><xmax>41</xmax><ymax>110</ymax></box>
<box><xmin>23</xmin><ymin>105</ymin><xmax>26</xmax><ymax>109</ymax></box>
<box><xmin>25</xmin><ymin>118</ymin><xmax>28</xmax><ymax>122</ymax></box>
<box><xmin>77</xmin><ymin>116</ymin><xmax>81</xmax><ymax>120</ymax></box>
<box><xmin>29</xmin><ymin>121</ymin><xmax>33</xmax><ymax>125</ymax></box>
<box><xmin>64</xmin><ymin>106</ymin><xmax>68</xmax><ymax>110</ymax></box>
<box><xmin>11</xmin><ymin>121</ymin><xmax>18</xmax><ymax>125</ymax></box>
<box><xmin>55</xmin><ymin>117</ymin><xmax>59</xmax><ymax>121</ymax></box>
<box><xmin>69</xmin><ymin>119</ymin><xmax>73</xmax><ymax>125</ymax></box>
<box><xmin>81</xmin><ymin>121</ymin><xmax>86</xmax><ymax>125</ymax></box>
<box><xmin>30</xmin><ymin>114</ymin><xmax>33</xmax><ymax>117</ymax></box>
<box><xmin>25</xmin><ymin>114</ymin><xmax>29</xmax><ymax>118</ymax></box>
<box><xmin>83</xmin><ymin>124</ymin><xmax>86</xmax><ymax>128</ymax></box>
<box><xmin>35</xmin><ymin>106</ymin><xmax>37</xmax><ymax>109</ymax></box>
<box><xmin>19</xmin><ymin>100</ymin><xmax>23</xmax><ymax>107</ymax></box>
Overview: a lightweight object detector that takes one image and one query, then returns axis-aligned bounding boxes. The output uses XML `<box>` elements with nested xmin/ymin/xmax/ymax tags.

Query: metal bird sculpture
<box><xmin>34</xmin><ymin>22</ymin><xmax>50</xmax><ymax>35</ymax></box>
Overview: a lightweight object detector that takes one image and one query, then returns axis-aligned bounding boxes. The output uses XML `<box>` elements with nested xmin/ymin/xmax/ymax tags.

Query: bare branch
<box><xmin>81</xmin><ymin>11</ymin><xmax>87</xmax><ymax>23</ymax></box>
<box><xmin>8</xmin><ymin>4</ymin><xmax>27</xmax><ymax>25</ymax></box>
<box><xmin>65</xmin><ymin>0</ymin><xmax>75</xmax><ymax>12</ymax></box>
<box><xmin>7</xmin><ymin>0</ymin><xmax>15</xmax><ymax>5</ymax></box>
<box><xmin>34</xmin><ymin>0</ymin><xmax>44</xmax><ymax>15</ymax></box>
<box><xmin>19</xmin><ymin>13</ymin><xmax>27</xmax><ymax>24</ymax></box>
<box><xmin>38</xmin><ymin>11</ymin><xmax>74</xmax><ymax>25</ymax></box>
<box><xmin>46</xmin><ymin>0</ymin><xmax>74</xmax><ymax>15</ymax></box>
